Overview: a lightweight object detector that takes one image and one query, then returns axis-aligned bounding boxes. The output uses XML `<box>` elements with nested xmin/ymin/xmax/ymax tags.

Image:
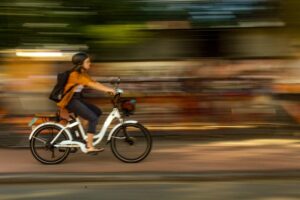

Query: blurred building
<box><xmin>0</xmin><ymin>0</ymin><xmax>299</xmax><ymax>142</ymax></box>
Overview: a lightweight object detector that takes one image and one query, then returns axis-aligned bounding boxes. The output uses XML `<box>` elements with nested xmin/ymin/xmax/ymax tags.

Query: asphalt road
<box><xmin>1</xmin><ymin>137</ymin><xmax>300</xmax><ymax>173</ymax></box>
<box><xmin>1</xmin><ymin>137</ymin><xmax>300</xmax><ymax>199</ymax></box>
<box><xmin>1</xmin><ymin>180</ymin><xmax>300</xmax><ymax>200</ymax></box>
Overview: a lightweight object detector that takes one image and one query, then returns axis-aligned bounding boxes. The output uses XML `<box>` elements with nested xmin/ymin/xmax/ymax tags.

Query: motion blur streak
<box><xmin>0</xmin><ymin>0</ymin><xmax>299</xmax><ymax>147</ymax></box>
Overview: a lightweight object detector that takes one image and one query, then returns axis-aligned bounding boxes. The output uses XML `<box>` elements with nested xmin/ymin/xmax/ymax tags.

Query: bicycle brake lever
<box><xmin>116</xmin><ymin>88</ymin><xmax>124</xmax><ymax>94</ymax></box>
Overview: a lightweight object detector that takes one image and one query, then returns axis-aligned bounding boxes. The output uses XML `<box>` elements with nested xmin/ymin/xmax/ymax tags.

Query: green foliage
<box><xmin>84</xmin><ymin>24</ymin><xmax>149</xmax><ymax>46</ymax></box>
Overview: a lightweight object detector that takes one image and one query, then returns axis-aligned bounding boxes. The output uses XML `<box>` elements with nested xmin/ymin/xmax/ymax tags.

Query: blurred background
<box><xmin>0</xmin><ymin>0</ymin><xmax>300</xmax><ymax>146</ymax></box>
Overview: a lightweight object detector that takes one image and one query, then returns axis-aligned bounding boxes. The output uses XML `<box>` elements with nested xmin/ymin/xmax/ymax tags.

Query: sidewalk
<box><xmin>1</xmin><ymin>136</ymin><xmax>300</xmax><ymax>183</ymax></box>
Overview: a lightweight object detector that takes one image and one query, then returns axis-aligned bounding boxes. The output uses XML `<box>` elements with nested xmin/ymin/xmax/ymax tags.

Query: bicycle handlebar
<box><xmin>110</xmin><ymin>77</ymin><xmax>121</xmax><ymax>87</ymax></box>
<box><xmin>111</xmin><ymin>77</ymin><xmax>123</xmax><ymax>107</ymax></box>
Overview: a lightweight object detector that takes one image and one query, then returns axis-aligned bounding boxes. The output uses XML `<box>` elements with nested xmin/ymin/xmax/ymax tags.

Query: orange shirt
<box><xmin>57</xmin><ymin>71</ymin><xmax>94</xmax><ymax>108</ymax></box>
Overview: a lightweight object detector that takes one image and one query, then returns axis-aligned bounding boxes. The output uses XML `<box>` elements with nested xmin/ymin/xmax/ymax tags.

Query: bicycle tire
<box><xmin>30</xmin><ymin>124</ymin><xmax>71</xmax><ymax>164</ymax></box>
<box><xmin>110</xmin><ymin>123</ymin><xmax>152</xmax><ymax>163</ymax></box>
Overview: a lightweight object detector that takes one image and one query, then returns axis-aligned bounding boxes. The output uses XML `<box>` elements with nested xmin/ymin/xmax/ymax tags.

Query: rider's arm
<box><xmin>77</xmin><ymin>72</ymin><xmax>115</xmax><ymax>95</ymax></box>
<box><xmin>87</xmin><ymin>81</ymin><xmax>115</xmax><ymax>95</ymax></box>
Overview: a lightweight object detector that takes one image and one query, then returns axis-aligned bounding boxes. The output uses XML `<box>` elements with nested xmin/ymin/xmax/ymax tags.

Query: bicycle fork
<box><xmin>122</xmin><ymin>125</ymin><xmax>135</xmax><ymax>145</ymax></box>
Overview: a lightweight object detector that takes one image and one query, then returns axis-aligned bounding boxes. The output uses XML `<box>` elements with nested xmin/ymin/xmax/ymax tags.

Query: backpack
<box><xmin>49</xmin><ymin>69</ymin><xmax>78</xmax><ymax>103</ymax></box>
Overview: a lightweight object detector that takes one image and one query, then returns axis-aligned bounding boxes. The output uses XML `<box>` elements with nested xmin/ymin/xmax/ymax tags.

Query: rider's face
<box><xmin>82</xmin><ymin>57</ymin><xmax>91</xmax><ymax>70</ymax></box>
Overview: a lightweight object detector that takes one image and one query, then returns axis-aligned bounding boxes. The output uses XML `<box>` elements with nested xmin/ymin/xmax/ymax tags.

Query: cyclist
<box><xmin>57</xmin><ymin>52</ymin><xmax>116</xmax><ymax>153</ymax></box>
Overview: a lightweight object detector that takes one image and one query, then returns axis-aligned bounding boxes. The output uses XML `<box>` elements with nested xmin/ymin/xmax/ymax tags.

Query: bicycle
<box><xmin>28</xmin><ymin>78</ymin><xmax>152</xmax><ymax>164</ymax></box>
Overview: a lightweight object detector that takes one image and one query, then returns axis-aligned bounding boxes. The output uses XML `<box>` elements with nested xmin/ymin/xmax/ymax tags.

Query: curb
<box><xmin>1</xmin><ymin>170</ymin><xmax>300</xmax><ymax>184</ymax></box>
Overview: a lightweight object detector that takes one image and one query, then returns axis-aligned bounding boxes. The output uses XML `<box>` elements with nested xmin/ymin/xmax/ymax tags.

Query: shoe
<box><xmin>86</xmin><ymin>147</ymin><xmax>104</xmax><ymax>153</ymax></box>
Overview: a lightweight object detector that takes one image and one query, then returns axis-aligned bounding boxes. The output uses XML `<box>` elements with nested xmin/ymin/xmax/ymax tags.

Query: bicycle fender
<box><xmin>29</xmin><ymin>122</ymin><xmax>73</xmax><ymax>141</ymax></box>
<box><xmin>107</xmin><ymin>120</ymin><xmax>138</xmax><ymax>141</ymax></box>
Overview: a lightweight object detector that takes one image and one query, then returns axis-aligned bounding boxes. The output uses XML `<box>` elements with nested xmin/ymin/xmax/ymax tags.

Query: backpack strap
<box><xmin>61</xmin><ymin>83</ymin><xmax>78</xmax><ymax>99</ymax></box>
<box><xmin>60</xmin><ymin>68</ymin><xmax>78</xmax><ymax>99</ymax></box>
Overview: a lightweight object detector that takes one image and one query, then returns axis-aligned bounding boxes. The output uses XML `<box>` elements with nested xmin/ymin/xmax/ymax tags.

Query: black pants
<box><xmin>66</xmin><ymin>93</ymin><xmax>102</xmax><ymax>134</ymax></box>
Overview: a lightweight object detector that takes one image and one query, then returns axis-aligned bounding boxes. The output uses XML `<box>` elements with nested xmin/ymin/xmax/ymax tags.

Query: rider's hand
<box><xmin>106</xmin><ymin>88</ymin><xmax>116</xmax><ymax>96</ymax></box>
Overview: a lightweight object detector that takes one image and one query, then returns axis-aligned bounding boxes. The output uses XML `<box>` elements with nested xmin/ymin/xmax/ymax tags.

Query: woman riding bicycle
<box><xmin>57</xmin><ymin>52</ymin><xmax>116</xmax><ymax>153</ymax></box>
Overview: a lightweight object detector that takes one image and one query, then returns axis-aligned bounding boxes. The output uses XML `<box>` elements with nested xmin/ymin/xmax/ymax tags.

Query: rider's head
<box><xmin>71</xmin><ymin>52</ymin><xmax>91</xmax><ymax>72</ymax></box>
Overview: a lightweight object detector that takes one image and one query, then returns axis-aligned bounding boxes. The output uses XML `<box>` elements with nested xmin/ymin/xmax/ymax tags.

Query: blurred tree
<box><xmin>0</xmin><ymin>0</ymin><xmax>298</xmax><ymax>59</ymax></box>
<box><xmin>0</xmin><ymin>0</ymin><xmax>148</xmax><ymax>50</ymax></box>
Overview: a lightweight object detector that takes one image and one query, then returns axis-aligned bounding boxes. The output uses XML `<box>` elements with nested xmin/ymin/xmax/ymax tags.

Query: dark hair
<box><xmin>71</xmin><ymin>52</ymin><xmax>89</xmax><ymax>73</ymax></box>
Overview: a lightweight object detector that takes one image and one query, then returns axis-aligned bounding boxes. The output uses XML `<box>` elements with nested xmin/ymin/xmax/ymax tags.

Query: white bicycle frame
<box><xmin>29</xmin><ymin>107</ymin><xmax>138</xmax><ymax>153</ymax></box>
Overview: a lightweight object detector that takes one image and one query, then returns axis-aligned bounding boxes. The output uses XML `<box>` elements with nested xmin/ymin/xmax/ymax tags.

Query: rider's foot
<box><xmin>86</xmin><ymin>147</ymin><xmax>104</xmax><ymax>153</ymax></box>
<box><xmin>86</xmin><ymin>147</ymin><xmax>104</xmax><ymax>156</ymax></box>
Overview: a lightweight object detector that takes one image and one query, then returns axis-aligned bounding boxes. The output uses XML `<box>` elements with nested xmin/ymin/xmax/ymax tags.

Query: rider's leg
<box><xmin>85</xmin><ymin>115</ymin><xmax>104</xmax><ymax>152</ymax></box>
<box><xmin>66</xmin><ymin>99</ymin><xmax>103</xmax><ymax>152</ymax></box>
<box><xmin>81</xmin><ymin>100</ymin><xmax>103</xmax><ymax>117</ymax></box>
<box><xmin>87</xmin><ymin>133</ymin><xmax>93</xmax><ymax>148</ymax></box>
<box><xmin>87</xmin><ymin>133</ymin><xmax>103</xmax><ymax>150</ymax></box>
<box><xmin>79</xmin><ymin>101</ymin><xmax>104</xmax><ymax>152</ymax></box>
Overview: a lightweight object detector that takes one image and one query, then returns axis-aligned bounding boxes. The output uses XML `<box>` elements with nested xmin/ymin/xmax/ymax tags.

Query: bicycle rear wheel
<box><xmin>110</xmin><ymin>123</ymin><xmax>152</xmax><ymax>163</ymax></box>
<box><xmin>30</xmin><ymin>124</ymin><xmax>71</xmax><ymax>164</ymax></box>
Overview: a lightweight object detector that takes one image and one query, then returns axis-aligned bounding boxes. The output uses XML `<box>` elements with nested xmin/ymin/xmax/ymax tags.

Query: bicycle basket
<box><xmin>120</xmin><ymin>99</ymin><xmax>136</xmax><ymax>116</ymax></box>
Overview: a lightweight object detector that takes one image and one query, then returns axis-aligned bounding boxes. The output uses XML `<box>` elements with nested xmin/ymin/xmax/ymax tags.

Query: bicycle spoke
<box><xmin>111</xmin><ymin>136</ymin><xmax>126</xmax><ymax>140</ymax></box>
<box><xmin>32</xmin><ymin>136</ymin><xmax>47</xmax><ymax>144</ymax></box>
<box><xmin>51</xmin><ymin>149</ymin><xmax>55</xmax><ymax>159</ymax></box>
<box><xmin>111</xmin><ymin>123</ymin><xmax>152</xmax><ymax>163</ymax></box>
<box><xmin>30</xmin><ymin>125</ymin><xmax>71</xmax><ymax>164</ymax></box>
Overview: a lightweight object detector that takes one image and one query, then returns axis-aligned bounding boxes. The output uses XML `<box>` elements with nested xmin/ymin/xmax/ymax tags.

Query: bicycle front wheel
<box><xmin>30</xmin><ymin>124</ymin><xmax>71</xmax><ymax>164</ymax></box>
<box><xmin>110</xmin><ymin>123</ymin><xmax>152</xmax><ymax>163</ymax></box>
